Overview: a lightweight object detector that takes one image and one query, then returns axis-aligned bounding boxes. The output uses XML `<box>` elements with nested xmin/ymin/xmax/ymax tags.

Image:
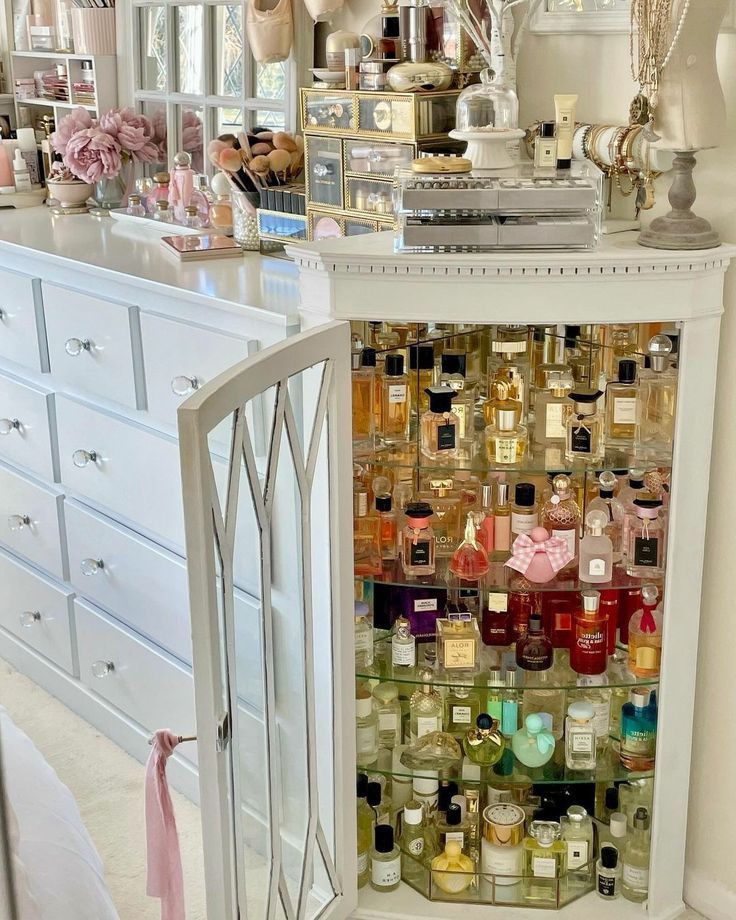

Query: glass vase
<box><xmin>92</xmin><ymin>161</ymin><xmax>134</xmax><ymax>215</ymax></box>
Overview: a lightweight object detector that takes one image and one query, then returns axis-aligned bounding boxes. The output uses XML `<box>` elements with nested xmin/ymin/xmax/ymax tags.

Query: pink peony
<box><xmin>65</xmin><ymin>128</ymin><xmax>122</xmax><ymax>184</ymax></box>
<box><xmin>50</xmin><ymin>107</ymin><xmax>94</xmax><ymax>157</ymax></box>
<box><xmin>98</xmin><ymin>108</ymin><xmax>156</xmax><ymax>161</ymax></box>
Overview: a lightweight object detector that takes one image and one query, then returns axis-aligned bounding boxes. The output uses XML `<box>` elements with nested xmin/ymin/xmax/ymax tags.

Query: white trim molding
<box><xmin>532</xmin><ymin>0</ymin><xmax>736</xmax><ymax>34</ymax></box>
<box><xmin>685</xmin><ymin>869</ymin><xmax>736</xmax><ymax>920</ymax></box>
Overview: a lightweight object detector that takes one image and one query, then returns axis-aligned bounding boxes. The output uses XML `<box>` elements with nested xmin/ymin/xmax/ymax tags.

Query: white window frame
<box><xmin>531</xmin><ymin>1</ymin><xmax>631</xmax><ymax>34</ymax></box>
<box><xmin>116</xmin><ymin>0</ymin><xmax>313</xmax><ymax>170</ymax></box>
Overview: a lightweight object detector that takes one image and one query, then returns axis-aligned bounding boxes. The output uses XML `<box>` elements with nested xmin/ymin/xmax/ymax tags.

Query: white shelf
<box><xmin>11</xmin><ymin>50</ymin><xmax>114</xmax><ymax>59</ymax></box>
<box><xmin>0</xmin><ymin>94</ymin><xmax>13</xmax><ymax>103</ymax></box>
<box><xmin>15</xmin><ymin>97</ymin><xmax>96</xmax><ymax>111</ymax></box>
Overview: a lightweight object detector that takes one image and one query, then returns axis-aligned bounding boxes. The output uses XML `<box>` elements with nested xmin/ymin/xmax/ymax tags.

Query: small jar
<box><xmin>146</xmin><ymin>171</ymin><xmax>170</xmax><ymax>215</ymax></box>
<box><xmin>152</xmin><ymin>199</ymin><xmax>173</xmax><ymax>223</ymax></box>
<box><xmin>126</xmin><ymin>194</ymin><xmax>146</xmax><ymax>217</ymax></box>
<box><xmin>480</xmin><ymin>803</ymin><xmax>525</xmax><ymax>886</ymax></box>
<box><xmin>183</xmin><ymin>204</ymin><xmax>202</xmax><ymax>229</ymax></box>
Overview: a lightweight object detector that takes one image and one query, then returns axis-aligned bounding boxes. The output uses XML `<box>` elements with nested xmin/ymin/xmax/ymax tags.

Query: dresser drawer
<box><xmin>42</xmin><ymin>283</ymin><xmax>145</xmax><ymax>409</ymax></box>
<box><xmin>75</xmin><ymin>598</ymin><xmax>197</xmax><ymax>765</ymax></box>
<box><xmin>55</xmin><ymin>395</ymin><xmax>184</xmax><ymax>550</ymax></box>
<box><xmin>0</xmin><ymin>548</ymin><xmax>75</xmax><ymax>673</ymax></box>
<box><xmin>0</xmin><ymin>462</ymin><xmax>66</xmax><ymax>579</ymax></box>
<box><xmin>140</xmin><ymin>313</ymin><xmax>252</xmax><ymax>431</ymax></box>
<box><xmin>0</xmin><ymin>372</ymin><xmax>58</xmax><ymax>482</ymax></box>
<box><xmin>0</xmin><ymin>268</ymin><xmax>47</xmax><ymax>372</ymax></box>
<box><xmin>65</xmin><ymin>501</ymin><xmax>191</xmax><ymax>664</ymax></box>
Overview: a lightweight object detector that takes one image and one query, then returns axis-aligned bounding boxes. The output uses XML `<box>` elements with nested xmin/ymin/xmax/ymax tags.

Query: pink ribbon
<box><xmin>146</xmin><ymin>730</ymin><xmax>186</xmax><ymax>920</ymax></box>
<box><xmin>505</xmin><ymin>532</ymin><xmax>574</xmax><ymax>576</ymax></box>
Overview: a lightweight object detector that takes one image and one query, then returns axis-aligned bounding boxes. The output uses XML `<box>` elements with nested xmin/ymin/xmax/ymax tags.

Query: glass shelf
<box><xmin>356</xmin><ymin>555</ymin><xmax>662</xmax><ymax>594</ymax></box>
<box><xmin>357</xmin><ymin>643</ymin><xmax>659</xmax><ymax>691</ymax></box>
<box><xmin>363</xmin><ymin>745</ymin><xmax>653</xmax><ymax>786</ymax></box>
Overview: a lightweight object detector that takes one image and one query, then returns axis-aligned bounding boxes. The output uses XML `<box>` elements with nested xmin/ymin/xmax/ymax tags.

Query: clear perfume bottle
<box><xmin>152</xmin><ymin>199</ymin><xmax>173</xmax><ymax>222</ymax></box>
<box><xmin>541</xmin><ymin>474</ymin><xmax>581</xmax><ymax>562</ymax></box>
<box><xmin>578</xmin><ymin>511</ymin><xmax>613</xmax><ymax>584</ymax></box>
<box><xmin>564</xmin><ymin>701</ymin><xmax>597</xmax><ymax>771</ymax></box>
<box><xmin>420</xmin><ymin>386</ymin><xmax>460</xmax><ymax>461</ymax></box>
<box><xmin>621</xmin><ymin>807</ymin><xmax>651</xmax><ymax>902</ymax></box>
<box><xmin>354</xmin><ymin>498</ymin><xmax>382</xmax><ymax>577</ymax></box>
<box><xmin>370</xmin><ymin>824</ymin><xmax>401</xmax><ymax>892</ymax></box>
<box><xmin>409</xmin><ymin>669</ymin><xmax>443</xmax><ymax>741</ymax></box>
<box><xmin>587</xmin><ymin>471</ymin><xmax>625</xmax><ymax>562</ymax></box>
<box><xmin>627</xmin><ymin>585</ymin><xmax>662</xmax><ymax>678</ymax></box>
<box><xmin>484</xmin><ymin>396</ymin><xmax>528</xmax><ymax>465</ymax></box>
<box><xmin>534</xmin><ymin>369</ymin><xmax>574</xmax><ymax>448</ymax></box>
<box><xmin>434</xmin><ymin>801</ymin><xmax>472</xmax><ymax>856</ymax></box>
<box><xmin>620</xmin><ymin>688</ymin><xmax>657</xmax><ymax>771</ymax></box>
<box><xmin>126</xmin><ymin>193</ymin><xmax>146</xmax><ymax>217</ymax></box>
<box><xmin>449</xmin><ymin>513</ymin><xmax>489</xmax><ymax>581</ymax></box>
<box><xmin>475</xmin><ymin>483</ymin><xmax>495</xmax><ymax>553</ymax></box>
<box><xmin>603</xmin><ymin>322</ymin><xmax>641</xmax><ymax>378</ymax></box>
<box><xmin>400</xmin><ymin>801</ymin><xmax>426</xmax><ymax>883</ymax></box>
<box><xmin>571</xmin><ymin>673</ymin><xmax>611</xmax><ymax>752</ymax></box>
<box><xmin>391</xmin><ymin>614</ymin><xmax>416</xmax><ymax>669</ymax></box>
<box><xmin>373</xmin><ymin>681</ymin><xmax>402</xmax><ymax>749</ymax></box>
<box><xmin>523</xmin><ymin>821</ymin><xmax>567</xmax><ymax>902</ymax></box>
<box><xmin>356</xmin><ymin>686</ymin><xmax>379</xmax><ymax>766</ymax></box>
<box><xmin>436</xmin><ymin>615</ymin><xmax>481</xmax><ymax>673</ymax></box>
<box><xmin>375</xmin><ymin>494</ymin><xmax>398</xmax><ymax>562</ymax></box>
<box><xmin>605</xmin><ymin>359</ymin><xmax>639</xmax><ymax>445</ymax></box>
<box><xmin>565</xmin><ymin>389</ymin><xmax>604</xmax><ymax>462</ymax></box>
<box><xmin>354</xmin><ymin>600</ymin><xmax>374</xmax><ymax>670</ymax></box>
<box><xmin>401</xmin><ymin>502</ymin><xmax>436</xmax><ymax>577</ymax></box>
<box><xmin>183</xmin><ymin>204</ymin><xmax>203</xmax><ymax>229</ymax></box>
<box><xmin>146</xmin><ymin>171</ymin><xmax>170</xmax><ymax>214</ymax></box>
<box><xmin>625</xmin><ymin>497</ymin><xmax>666</xmax><ymax>578</ymax></box>
<box><xmin>561</xmin><ymin>805</ymin><xmax>594</xmax><ymax>881</ymax></box>
<box><xmin>380</xmin><ymin>353</ymin><xmax>410</xmax><ymax>442</ymax></box>
<box><xmin>444</xmin><ymin>682</ymin><xmax>481</xmax><ymax>737</ymax></box>
<box><xmin>521</xmin><ymin>666</ymin><xmax>567</xmax><ymax>741</ymax></box>
<box><xmin>638</xmin><ymin>335</ymin><xmax>677</xmax><ymax>455</ymax></box>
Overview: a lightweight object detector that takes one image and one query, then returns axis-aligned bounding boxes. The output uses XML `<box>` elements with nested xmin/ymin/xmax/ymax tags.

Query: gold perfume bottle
<box><xmin>420</xmin><ymin>387</ymin><xmax>460</xmax><ymax>461</ymax></box>
<box><xmin>436</xmin><ymin>615</ymin><xmax>481</xmax><ymax>673</ymax></box>
<box><xmin>351</xmin><ymin>351</ymin><xmax>374</xmax><ymax>443</ymax></box>
<box><xmin>409</xmin><ymin>344</ymin><xmax>435</xmax><ymax>415</ymax></box>
<box><xmin>484</xmin><ymin>397</ymin><xmax>528</xmax><ymax>466</ymax></box>
<box><xmin>605</xmin><ymin>359</ymin><xmax>639</xmax><ymax>445</ymax></box>
<box><xmin>417</xmin><ymin>478</ymin><xmax>462</xmax><ymax>558</ymax></box>
<box><xmin>380</xmin><ymin>353</ymin><xmax>410</xmax><ymax>442</ymax></box>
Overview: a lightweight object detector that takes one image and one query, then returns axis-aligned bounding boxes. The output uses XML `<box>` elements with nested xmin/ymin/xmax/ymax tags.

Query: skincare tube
<box><xmin>554</xmin><ymin>94</ymin><xmax>578</xmax><ymax>169</ymax></box>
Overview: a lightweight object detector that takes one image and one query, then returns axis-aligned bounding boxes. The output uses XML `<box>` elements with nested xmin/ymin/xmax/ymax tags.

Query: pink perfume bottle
<box><xmin>169</xmin><ymin>151</ymin><xmax>196</xmax><ymax>222</ymax></box>
<box><xmin>450</xmin><ymin>513</ymin><xmax>489</xmax><ymax>581</ymax></box>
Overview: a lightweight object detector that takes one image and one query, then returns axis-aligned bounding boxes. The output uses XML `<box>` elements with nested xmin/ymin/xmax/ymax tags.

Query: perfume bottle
<box><xmin>494</xmin><ymin>481</ymin><xmax>511</xmax><ymax>552</ymax></box>
<box><xmin>152</xmin><ymin>199</ymin><xmax>173</xmax><ymax>222</ymax></box>
<box><xmin>354</xmin><ymin>600</ymin><xmax>374</xmax><ymax>670</ymax></box>
<box><xmin>521</xmin><ymin>665</ymin><xmax>567</xmax><ymax>740</ymax></box>
<box><xmin>375</xmin><ymin>494</ymin><xmax>398</xmax><ymax>561</ymax></box>
<box><xmin>541</xmin><ymin>474</ymin><xmax>581</xmax><ymax>561</ymax></box>
<box><xmin>373</xmin><ymin>681</ymin><xmax>402</xmax><ymax>748</ymax></box>
<box><xmin>603</xmin><ymin>322</ymin><xmax>641</xmax><ymax>378</ymax></box>
<box><xmin>488</xmin><ymin>326</ymin><xmax>530</xmax><ymax>415</ymax></box>
<box><xmin>485</xmin><ymin>665</ymin><xmax>504</xmax><ymax>721</ymax></box>
<box><xmin>409</xmin><ymin>669</ymin><xmax>443</xmax><ymax>741</ymax></box>
<box><xmin>444</xmin><ymin>682</ymin><xmax>481</xmax><ymax>736</ymax></box>
<box><xmin>620</xmin><ymin>469</ymin><xmax>646</xmax><ymax>559</ymax></box>
<box><xmin>356</xmin><ymin>686</ymin><xmax>379</xmax><ymax>766</ymax></box>
<box><xmin>420</xmin><ymin>387</ymin><xmax>459</xmax><ymax>461</ymax></box>
<box><xmin>534</xmin><ymin>121</ymin><xmax>558</xmax><ymax>168</ymax></box>
<box><xmin>401</xmin><ymin>502</ymin><xmax>436</xmax><ymax>576</ymax></box>
<box><xmin>449</xmin><ymin>513</ymin><xmax>489</xmax><ymax>580</ymax></box>
<box><xmin>357</xmin><ymin>774</ymin><xmax>374</xmax><ymax>887</ymax></box>
<box><xmin>370</xmin><ymin>824</ymin><xmax>401</xmax><ymax>892</ymax></box>
<box><xmin>352</xmin><ymin>350</ymin><xmax>375</xmax><ymax>443</ymax></box>
<box><xmin>620</xmin><ymin>688</ymin><xmax>657</xmax><ymax>771</ymax></box>
<box><xmin>463</xmin><ymin>713</ymin><xmax>505</xmax><ymax>766</ymax></box>
<box><xmin>412</xmin><ymin>770</ymin><xmax>439</xmax><ymax>816</ymax></box>
<box><xmin>587</xmin><ymin>471</ymin><xmax>625</xmax><ymax>562</ymax></box>
<box><xmin>391</xmin><ymin>614</ymin><xmax>416</xmax><ymax>669</ymax></box>
<box><xmin>510</xmin><ymin>482</ymin><xmax>538</xmax><ymax>538</ymax></box>
<box><xmin>570</xmin><ymin>590</ymin><xmax>607</xmax><ymax>675</ymax></box>
<box><xmin>625</xmin><ymin>497</ymin><xmax>666</xmax><ymax>578</ymax></box>
<box><xmin>501</xmin><ymin>667</ymin><xmax>520</xmax><ymax>738</ymax></box>
<box><xmin>578</xmin><ymin>511</ymin><xmax>613</xmax><ymax>584</ymax></box>
<box><xmin>605</xmin><ymin>359</ymin><xmax>639</xmax><ymax>445</ymax></box>
<box><xmin>561</xmin><ymin>805</ymin><xmax>594</xmax><ymax>880</ymax></box>
<box><xmin>126</xmin><ymin>193</ymin><xmax>146</xmax><ymax>217</ymax></box>
<box><xmin>145</xmin><ymin>171</ymin><xmax>170</xmax><ymax>214</ymax></box>
<box><xmin>516</xmin><ymin>613</ymin><xmax>553</xmax><ymax>672</ymax></box>
<box><xmin>360</xmin><ymin>347</ymin><xmax>382</xmax><ymax>431</ymax></box>
<box><xmin>621</xmin><ymin>807</ymin><xmax>651</xmax><ymax>902</ymax></box>
<box><xmin>523</xmin><ymin>821</ymin><xmax>567</xmax><ymax>902</ymax></box>
<box><xmin>480</xmin><ymin>803</ymin><xmax>525</xmax><ymax>886</ymax></box>
<box><xmin>409</xmin><ymin>344</ymin><xmax>435</xmax><ymax>415</ymax></box>
<box><xmin>354</xmin><ymin>498</ymin><xmax>382</xmax><ymax>577</ymax></box>
<box><xmin>564</xmin><ymin>701</ymin><xmax>597</xmax><ymax>771</ymax></box>
<box><xmin>400</xmin><ymin>801</ymin><xmax>426</xmax><ymax>882</ymax></box>
<box><xmin>380</xmin><ymin>353</ymin><xmax>410</xmax><ymax>442</ymax></box>
<box><xmin>439</xmin><ymin>352</ymin><xmax>475</xmax><ymax>442</ymax></box>
<box><xmin>565</xmin><ymin>389</ymin><xmax>604</xmax><ymax>462</ymax></box>
<box><xmin>434</xmin><ymin>802</ymin><xmax>471</xmax><ymax>856</ymax></box>
<box><xmin>597</xmin><ymin>845</ymin><xmax>622</xmax><ymax>900</ymax></box>
<box><xmin>484</xmin><ymin>396</ymin><xmax>528</xmax><ymax>465</ymax></box>
<box><xmin>572</xmin><ymin>673</ymin><xmax>611</xmax><ymax>752</ymax></box>
<box><xmin>511</xmin><ymin>713</ymin><xmax>555</xmax><ymax>768</ymax></box>
<box><xmin>436</xmin><ymin>615</ymin><xmax>481</xmax><ymax>672</ymax></box>
<box><xmin>367</xmin><ymin>780</ymin><xmax>392</xmax><ymax>828</ymax></box>
<box><xmin>475</xmin><ymin>483</ymin><xmax>495</xmax><ymax>553</ymax></box>
<box><xmin>430</xmin><ymin>840</ymin><xmax>474</xmax><ymax>894</ymax></box>
<box><xmin>638</xmin><ymin>335</ymin><xmax>677</xmax><ymax>455</ymax></box>
<box><xmin>533</xmin><ymin>369</ymin><xmax>573</xmax><ymax>447</ymax></box>
<box><xmin>183</xmin><ymin>204</ymin><xmax>203</xmax><ymax>229</ymax></box>
<box><xmin>482</xmin><ymin>592</ymin><xmax>511</xmax><ymax>646</ymax></box>
<box><xmin>627</xmin><ymin>585</ymin><xmax>662</xmax><ymax>678</ymax></box>
<box><xmin>418</xmin><ymin>477</ymin><xmax>463</xmax><ymax>558</ymax></box>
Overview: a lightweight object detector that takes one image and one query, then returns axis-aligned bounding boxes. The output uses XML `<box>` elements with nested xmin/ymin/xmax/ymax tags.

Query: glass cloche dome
<box><xmin>456</xmin><ymin>62</ymin><xmax>519</xmax><ymax>133</ymax></box>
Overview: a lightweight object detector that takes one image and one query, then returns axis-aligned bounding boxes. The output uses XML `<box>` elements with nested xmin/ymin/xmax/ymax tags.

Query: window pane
<box><xmin>177</xmin><ymin>5</ymin><xmax>205</xmax><ymax>95</ymax></box>
<box><xmin>256</xmin><ymin>62</ymin><xmax>286</xmax><ymax>102</ymax></box>
<box><xmin>141</xmin><ymin>101</ymin><xmax>168</xmax><ymax>174</ymax></box>
<box><xmin>254</xmin><ymin>110</ymin><xmax>285</xmax><ymax>131</ymax></box>
<box><xmin>546</xmin><ymin>0</ymin><xmax>627</xmax><ymax>9</ymax></box>
<box><xmin>216</xmin><ymin>5</ymin><xmax>244</xmax><ymax>97</ymax></box>
<box><xmin>216</xmin><ymin>106</ymin><xmax>245</xmax><ymax>138</ymax></box>
<box><xmin>139</xmin><ymin>6</ymin><xmax>167</xmax><ymax>92</ymax></box>
<box><xmin>180</xmin><ymin>105</ymin><xmax>205</xmax><ymax>172</ymax></box>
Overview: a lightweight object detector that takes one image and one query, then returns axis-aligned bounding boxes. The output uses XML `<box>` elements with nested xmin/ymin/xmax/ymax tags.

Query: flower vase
<box><xmin>92</xmin><ymin>162</ymin><xmax>134</xmax><ymax>215</ymax></box>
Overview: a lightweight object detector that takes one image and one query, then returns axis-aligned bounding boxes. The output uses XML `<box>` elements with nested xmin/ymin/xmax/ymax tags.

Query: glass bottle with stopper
<box><xmin>409</xmin><ymin>669</ymin><xmax>443</xmax><ymax>741</ymax></box>
<box><xmin>638</xmin><ymin>335</ymin><xmax>677</xmax><ymax>455</ymax></box>
<box><xmin>627</xmin><ymin>585</ymin><xmax>662</xmax><ymax>678</ymax></box>
<box><xmin>541</xmin><ymin>474</ymin><xmax>581</xmax><ymax>562</ymax></box>
<box><xmin>450</xmin><ymin>512</ymin><xmax>490</xmax><ymax>580</ymax></box>
<box><xmin>587</xmin><ymin>470</ymin><xmax>625</xmax><ymax>561</ymax></box>
<box><xmin>484</xmin><ymin>392</ymin><xmax>528</xmax><ymax>465</ymax></box>
<box><xmin>579</xmin><ymin>510</ymin><xmax>614</xmax><ymax>584</ymax></box>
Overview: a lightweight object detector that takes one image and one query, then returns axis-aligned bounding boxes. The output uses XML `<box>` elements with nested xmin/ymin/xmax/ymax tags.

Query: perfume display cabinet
<box><xmin>178</xmin><ymin>233</ymin><xmax>735</xmax><ymax>920</ymax></box>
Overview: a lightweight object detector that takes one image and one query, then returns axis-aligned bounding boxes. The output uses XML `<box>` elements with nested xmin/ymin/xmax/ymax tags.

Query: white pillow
<box><xmin>0</xmin><ymin>708</ymin><xmax>119</xmax><ymax>920</ymax></box>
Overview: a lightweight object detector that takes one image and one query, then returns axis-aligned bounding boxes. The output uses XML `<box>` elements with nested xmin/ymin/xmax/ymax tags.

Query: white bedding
<box><xmin>0</xmin><ymin>707</ymin><xmax>119</xmax><ymax>920</ymax></box>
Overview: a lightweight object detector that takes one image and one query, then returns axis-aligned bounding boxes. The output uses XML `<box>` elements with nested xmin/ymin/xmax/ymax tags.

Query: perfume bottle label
<box><xmin>392</xmin><ymin>637</ymin><xmax>416</xmax><ymax>666</ymax></box>
<box><xmin>451</xmin><ymin>705</ymin><xmax>472</xmax><ymax>724</ymax></box>
<box><xmin>532</xmin><ymin>855</ymin><xmax>558</xmax><ymax>878</ymax></box>
<box><xmin>355</xmin><ymin>632</ymin><xmax>372</xmax><ymax>653</ymax></box>
<box><xmin>356</xmin><ymin>724</ymin><xmax>377</xmax><ymax>754</ymax></box>
<box><xmin>636</xmin><ymin>645</ymin><xmax>659</xmax><ymax>670</ymax></box>
<box><xmin>511</xmin><ymin>511</ymin><xmax>538</xmax><ymax>536</ymax></box>
<box><xmin>443</xmin><ymin>638</ymin><xmax>476</xmax><ymax>669</ymax></box>
<box><xmin>597</xmin><ymin>872</ymin><xmax>617</xmax><ymax>897</ymax></box>
<box><xmin>622</xmin><ymin>863</ymin><xmax>649</xmax><ymax>889</ymax></box>
<box><xmin>567</xmin><ymin>840</ymin><xmax>589</xmax><ymax>869</ymax></box>
<box><xmin>494</xmin><ymin>437</ymin><xmax>518</xmax><ymax>464</ymax></box>
<box><xmin>410</xmin><ymin>540</ymin><xmax>432</xmax><ymax>567</ymax></box>
<box><xmin>379</xmin><ymin>712</ymin><xmax>399</xmax><ymax>732</ymax></box>
<box><xmin>570</xmin><ymin>424</ymin><xmax>592</xmax><ymax>454</ymax></box>
<box><xmin>488</xmin><ymin>592</ymin><xmax>508</xmax><ymax>612</ymax></box>
<box><xmin>545</xmin><ymin>403</ymin><xmax>567</xmax><ymax>439</ymax></box>
<box><xmin>452</xmin><ymin>403</ymin><xmax>467</xmax><ymax>437</ymax></box>
<box><xmin>613</xmin><ymin>397</ymin><xmax>637</xmax><ymax>425</ymax></box>
<box><xmin>371</xmin><ymin>854</ymin><xmax>401</xmax><ymax>887</ymax></box>
<box><xmin>552</xmin><ymin>528</ymin><xmax>576</xmax><ymax>557</ymax></box>
<box><xmin>445</xmin><ymin>831</ymin><xmax>465</xmax><ymax>848</ymax></box>
<box><xmin>589</xmin><ymin>701</ymin><xmax>610</xmax><ymax>739</ymax></box>
<box><xmin>634</xmin><ymin>536</ymin><xmax>659</xmax><ymax>566</ymax></box>
<box><xmin>571</xmin><ymin>732</ymin><xmax>594</xmax><ymax>753</ymax></box>
<box><xmin>447</xmin><ymin>379</ymin><xmax>465</xmax><ymax>391</ymax></box>
<box><xmin>588</xmin><ymin>557</ymin><xmax>607</xmax><ymax>576</ymax></box>
<box><xmin>388</xmin><ymin>384</ymin><xmax>407</xmax><ymax>404</ymax></box>
<box><xmin>416</xmin><ymin>715</ymin><xmax>440</xmax><ymax>737</ymax></box>
<box><xmin>408</xmin><ymin>837</ymin><xmax>424</xmax><ymax>856</ymax></box>
<box><xmin>415</xmin><ymin>598</ymin><xmax>438</xmax><ymax>612</ymax></box>
<box><xmin>437</xmin><ymin>423</ymin><xmax>456</xmax><ymax>451</ymax></box>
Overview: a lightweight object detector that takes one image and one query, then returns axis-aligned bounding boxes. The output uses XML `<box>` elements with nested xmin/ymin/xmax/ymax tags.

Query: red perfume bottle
<box><xmin>541</xmin><ymin>591</ymin><xmax>577</xmax><ymax>649</ymax></box>
<box><xmin>482</xmin><ymin>591</ymin><xmax>511</xmax><ymax>645</ymax></box>
<box><xmin>599</xmin><ymin>589</ymin><xmax>619</xmax><ymax>655</ymax></box>
<box><xmin>570</xmin><ymin>590</ymin><xmax>608</xmax><ymax>675</ymax></box>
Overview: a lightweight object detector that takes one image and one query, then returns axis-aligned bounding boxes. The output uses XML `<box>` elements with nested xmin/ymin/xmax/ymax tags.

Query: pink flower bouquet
<box><xmin>51</xmin><ymin>107</ymin><xmax>157</xmax><ymax>185</ymax></box>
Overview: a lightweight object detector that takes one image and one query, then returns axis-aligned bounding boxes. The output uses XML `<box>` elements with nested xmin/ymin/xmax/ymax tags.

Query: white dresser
<box><xmin>0</xmin><ymin>208</ymin><xmax>299</xmax><ymax>801</ymax></box>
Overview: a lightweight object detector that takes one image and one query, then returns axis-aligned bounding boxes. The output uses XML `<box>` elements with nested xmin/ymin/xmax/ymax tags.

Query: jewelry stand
<box><xmin>449</xmin><ymin>129</ymin><xmax>525</xmax><ymax>170</ymax></box>
<box><xmin>639</xmin><ymin>150</ymin><xmax>720</xmax><ymax>250</ymax></box>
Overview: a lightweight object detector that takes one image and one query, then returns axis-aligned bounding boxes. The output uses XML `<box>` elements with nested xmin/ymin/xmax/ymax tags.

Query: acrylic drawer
<box><xmin>344</xmin><ymin>139</ymin><xmax>414</xmax><ymax>176</ymax></box>
<box><xmin>0</xmin><ymin>547</ymin><xmax>75</xmax><ymax>674</ymax></box>
<box><xmin>302</xmin><ymin>90</ymin><xmax>355</xmax><ymax>133</ymax></box>
<box><xmin>346</xmin><ymin>176</ymin><xmax>394</xmax><ymax>217</ymax></box>
<box><xmin>306</xmin><ymin>136</ymin><xmax>343</xmax><ymax>209</ymax></box>
<box><xmin>140</xmin><ymin>312</ymin><xmax>252</xmax><ymax>433</ymax></box>
<box><xmin>0</xmin><ymin>372</ymin><xmax>58</xmax><ymax>482</ymax></box>
<box><xmin>75</xmin><ymin>597</ymin><xmax>197</xmax><ymax>765</ymax></box>
<box><xmin>64</xmin><ymin>500</ymin><xmax>192</xmax><ymax>664</ymax></box>
<box><xmin>42</xmin><ymin>282</ymin><xmax>145</xmax><ymax>410</ymax></box>
<box><xmin>309</xmin><ymin>211</ymin><xmax>345</xmax><ymax>241</ymax></box>
<box><xmin>0</xmin><ymin>461</ymin><xmax>66</xmax><ymax>580</ymax></box>
<box><xmin>357</xmin><ymin>95</ymin><xmax>414</xmax><ymax>137</ymax></box>
<box><xmin>0</xmin><ymin>268</ymin><xmax>47</xmax><ymax>372</ymax></box>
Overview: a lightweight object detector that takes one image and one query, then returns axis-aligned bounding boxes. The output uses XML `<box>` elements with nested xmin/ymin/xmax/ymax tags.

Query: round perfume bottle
<box><xmin>449</xmin><ymin>512</ymin><xmax>490</xmax><ymax>580</ymax></box>
<box><xmin>463</xmin><ymin>713</ymin><xmax>505</xmax><ymax>766</ymax></box>
<box><xmin>511</xmin><ymin>713</ymin><xmax>556</xmax><ymax>768</ymax></box>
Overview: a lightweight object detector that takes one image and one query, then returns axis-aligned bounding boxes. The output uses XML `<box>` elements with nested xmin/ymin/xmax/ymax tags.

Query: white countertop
<box><xmin>0</xmin><ymin>207</ymin><xmax>301</xmax><ymax>327</ymax></box>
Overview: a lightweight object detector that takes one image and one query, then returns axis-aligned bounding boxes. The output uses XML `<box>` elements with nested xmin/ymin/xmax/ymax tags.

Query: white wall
<box><xmin>318</xmin><ymin>7</ymin><xmax>736</xmax><ymax>914</ymax></box>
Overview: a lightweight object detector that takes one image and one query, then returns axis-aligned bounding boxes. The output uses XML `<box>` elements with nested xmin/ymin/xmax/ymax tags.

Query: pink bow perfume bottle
<box><xmin>505</xmin><ymin>526</ymin><xmax>574</xmax><ymax>584</ymax></box>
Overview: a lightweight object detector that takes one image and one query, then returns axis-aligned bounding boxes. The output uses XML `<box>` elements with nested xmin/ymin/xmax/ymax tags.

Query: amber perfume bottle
<box><xmin>401</xmin><ymin>502</ymin><xmax>436</xmax><ymax>576</ymax></box>
<box><xmin>627</xmin><ymin>585</ymin><xmax>662</xmax><ymax>678</ymax></box>
<box><xmin>418</xmin><ymin>478</ymin><xmax>462</xmax><ymax>558</ymax></box>
<box><xmin>637</xmin><ymin>334</ymin><xmax>677</xmax><ymax>455</ymax></box>
<box><xmin>420</xmin><ymin>387</ymin><xmax>460</xmax><ymax>461</ymax></box>
<box><xmin>439</xmin><ymin>352</ymin><xmax>475</xmax><ymax>442</ymax></box>
<box><xmin>570</xmin><ymin>590</ymin><xmax>608</xmax><ymax>676</ymax></box>
<box><xmin>375</xmin><ymin>494</ymin><xmax>398</xmax><ymax>562</ymax></box>
<box><xmin>516</xmin><ymin>613</ymin><xmax>553</xmax><ymax>671</ymax></box>
<box><xmin>409</xmin><ymin>344</ymin><xmax>435</xmax><ymax>415</ymax></box>
<box><xmin>354</xmin><ymin>498</ymin><xmax>383</xmax><ymax>577</ymax></box>
<box><xmin>380</xmin><ymin>353</ymin><xmax>410</xmax><ymax>442</ymax></box>
<box><xmin>605</xmin><ymin>359</ymin><xmax>639</xmax><ymax>445</ymax></box>
<box><xmin>484</xmin><ymin>397</ymin><xmax>528</xmax><ymax>465</ymax></box>
<box><xmin>534</xmin><ymin>370</ymin><xmax>574</xmax><ymax>447</ymax></box>
<box><xmin>541</xmin><ymin>474</ymin><xmax>581</xmax><ymax>562</ymax></box>
<box><xmin>352</xmin><ymin>351</ymin><xmax>374</xmax><ymax>444</ymax></box>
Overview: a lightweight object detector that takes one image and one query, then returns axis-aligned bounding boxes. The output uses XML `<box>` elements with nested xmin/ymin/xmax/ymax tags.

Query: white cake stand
<box><xmin>449</xmin><ymin>128</ymin><xmax>526</xmax><ymax>171</ymax></box>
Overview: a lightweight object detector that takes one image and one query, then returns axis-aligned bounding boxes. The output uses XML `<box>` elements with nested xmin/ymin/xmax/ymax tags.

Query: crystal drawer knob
<box><xmin>8</xmin><ymin>514</ymin><xmax>30</xmax><ymax>531</ymax></box>
<box><xmin>91</xmin><ymin>660</ymin><xmax>114</xmax><ymax>678</ymax></box>
<box><xmin>81</xmin><ymin>557</ymin><xmax>104</xmax><ymax>576</ymax></box>
<box><xmin>0</xmin><ymin>418</ymin><xmax>20</xmax><ymax>435</ymax></box>
<box><xmin>171</xmin><ymin>375</ymin><xmax>200</xmax><ymax>396</ymax></box>
<box><xmin>65</xmin><ymin>337</ymin><xmax>92</xmax><ymax>356</ymax></box>
<box><xmin>72</xmin><ymin>448</ymin><xmax>98</xmax><ymax>468</ymax></box>
<box><xmin>19</xmin><ymin>610</ymin><xmax>41</xmax><ymax>628</ymax></box>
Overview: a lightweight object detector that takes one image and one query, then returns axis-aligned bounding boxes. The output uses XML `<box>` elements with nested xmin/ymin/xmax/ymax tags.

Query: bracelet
<box><xmin>581</xmin><ymin>125</ymin><xmax>593</xmax><ymax>160</ymax></box>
